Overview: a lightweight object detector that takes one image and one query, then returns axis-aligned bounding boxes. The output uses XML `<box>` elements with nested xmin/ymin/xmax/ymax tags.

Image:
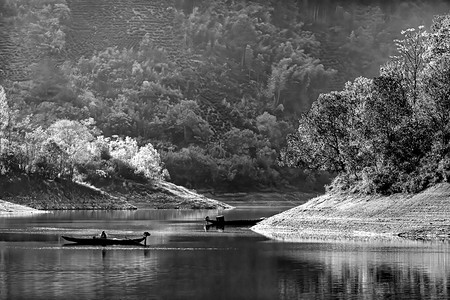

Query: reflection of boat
<box><xmin>205</xmin><ymin>215</ymin><xmax>265</xmax><ymax>226</ymax></box>
<box><xmin>61</xmin><ymin>232</ymin><xmax>150</xmax><ymax>246</ymax></box>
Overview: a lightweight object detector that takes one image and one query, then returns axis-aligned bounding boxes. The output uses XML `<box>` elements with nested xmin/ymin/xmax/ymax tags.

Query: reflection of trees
<box><xmin>276</xmin><ymin>247</ymin><xmax>450</xmax><ymax>299</ymax></box>
<box><xmin>0</xmin><ymin>246</ymin><xmax>158</xmax><ymax>299</ymax></box>
<box><xmin>152</xmin><ymin>243</ymin><xmax>280</xmax><ymax>299</ymax></box>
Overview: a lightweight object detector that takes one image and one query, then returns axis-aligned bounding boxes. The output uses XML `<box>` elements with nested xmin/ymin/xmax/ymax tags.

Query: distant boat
<box><xmin>205</xmin><ymin>215</ymin><xmax>265</xmax><ymax>226</ymax></box>
<box><xmin>61</xmin><ymin>232</ymin><xmax>150</xmax><ymax>246</ymax></box>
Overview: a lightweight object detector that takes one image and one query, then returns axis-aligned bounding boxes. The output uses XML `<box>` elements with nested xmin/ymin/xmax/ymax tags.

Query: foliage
<box><xmin>164</xmin><ymin>100</ymin><xmax>213</xmax><ymax>144</ymax></box>
<box><xmin>285</xmin><ymin>18</ymin><xmax>450</xmax><ymax>195</ymax></box>
<box><xmin>0</xmin><ymin>87</ymin><xmax>166</xmax><ymax>184</ymax></box>
<box><xmin>176</xmin><ymin>1</ymin><xmax>332</xmax><ymax>111</ymax></box>
<box><xmin>96</xmin><ymin>136</ymin><xmax>165</xmax><ymax>182</ymax></box>
<box><xmin>9</xmin><ymin>0</ymin><xmax>70</xmax><ymax>56</ymax></box>
<box><xmin>4</xmin><ymin>1</ymin><xmax>358</xmax><ymax>192</ymax></box>
<box><xmin>162</xmin><ymin>146</ymin><xmax>218</xmax><ymax>188</ymax></box>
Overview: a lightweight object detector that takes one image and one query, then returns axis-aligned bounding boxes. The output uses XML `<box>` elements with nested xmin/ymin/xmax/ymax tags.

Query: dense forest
<box><xmin>0</xmin><ymin>0</ymin><xmax>449</xmax><ymax>193</ymax></box>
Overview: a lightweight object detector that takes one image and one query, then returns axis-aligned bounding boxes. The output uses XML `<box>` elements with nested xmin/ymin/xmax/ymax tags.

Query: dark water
<box><xmin>1</xmin><ymin>205</ymin><xmax>450</xmax><ymax>299</ymax></box>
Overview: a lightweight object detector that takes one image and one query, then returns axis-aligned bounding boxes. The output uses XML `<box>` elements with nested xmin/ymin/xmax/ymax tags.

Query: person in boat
<box><xmin>100</xmin><ymin>231</ymin><xmax>107</xmax><ymax>239</ymax></box>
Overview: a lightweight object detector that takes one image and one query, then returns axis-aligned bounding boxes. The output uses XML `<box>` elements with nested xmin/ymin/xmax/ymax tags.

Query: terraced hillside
<box><xmin>0</xmin><ymin>0</ymin><xmax>185</xmax><ymax>82</ymax></box>
<box><xmin>0</xmin><ymin>20</ymin><xmax>9</xmax><ymax>80</ymax></box>
<box><xmin>0</xmin><ymin>19</ymin><xmax>39</xmax><ymax>82</ymax></box>
<box><xmin>65</xmin><ymin>0</ymin><xmax>184</xmax><ymax>60</ymax></box>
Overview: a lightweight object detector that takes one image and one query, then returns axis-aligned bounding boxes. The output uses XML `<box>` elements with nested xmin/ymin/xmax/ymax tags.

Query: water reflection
<box><xmin>0</xmin><ymin>245</ymin><xmax>158</xmax><ymax>299</ymax></box>
<box><xmin>272</xmin><ymin>241</ymin><xmax>450</xmax><ymax>299</ymax></box>
<box><xmin>1</xmin><ymin>208</ymin><xmax>450</xmax><ymax>299</ymax></box>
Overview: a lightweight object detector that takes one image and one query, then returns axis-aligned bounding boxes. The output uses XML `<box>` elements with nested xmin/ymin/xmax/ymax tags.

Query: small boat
<box><xmin>61</xmin><ymin>232</ymin><xmax>151</xmax><ymax>246</ymax></box>
<box><xmin>205</xmin><ymin>215</ymin><xmax>265</xmax><ymax>226</ymax></box>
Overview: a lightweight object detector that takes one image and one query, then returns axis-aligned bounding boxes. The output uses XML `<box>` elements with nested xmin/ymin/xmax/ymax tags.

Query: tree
<box><xmin>45</xmin><ymin>119</ymin><xmax>95</xmax><ymax>177</ymax></box>
<box><xmin>223</xmin><ymin>128</ymin><xmax>258</xmax><ymax>156</ymax></box>
<box><xmin>33</xmin><ymin>139</ymin><xmax>68</xmax><ymax>179</ymax></box>
<box><xmin>256</xmin><ymin>111</ymin><xmax>292</xmax><ymax>150</ymax></box>
<box><xmin>162</xmin><ymin>146</ymin><xmax>219</xmax><ymax>187</ymax></box>
<box><xmin>266</xmin><ymin>44</ymin><xmax>336</xmax><ymax>111</ymax></box>
<box><xmin>46</xmin><ymin>120</ymin><xmax>94</xmax><ymax>160</ymax></box>
<box><xmin>287</xmin><ymin>91</ymin><xmax>350</xmax><ymax>173</ymax></box>
<box><xmin>0</xmin><ymin>85</ymin><xmax>9</xmax><ymax>154</ymax></box>
<box><xmin>390</xmin><ymin>26</ymin><xmax>429</xmax><ymax>107</ymax></box>
<box><xmin>0</xmin><ymin>85</ymin><xmax>27</xmax><ymax>157</ymax></box>
<box><xmin>18</xmin><ymin>1</ymin><xmax>70</xmax><ymax>55</ymax></box>
<box><xmin>164</xmin><ymin>100</ymin><xmax>213</xmax><ymax>144</ymax></box>
<box><xmin>282</xmin><ymin>19</ymin><xmax>450</xmax><ymax>194</ymax></box>
<box><xmin>130</xmin><ymin>143</ymin><xmax>163</xmax><ymax>181</ymax></box>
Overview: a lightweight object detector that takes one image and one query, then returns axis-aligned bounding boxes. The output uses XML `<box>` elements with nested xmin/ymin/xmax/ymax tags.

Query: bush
<box><xmin>326</xmin><ymin>174</ymin><xmax>355</xmax><ymax>193</ymax></box>
<box><xmin>112</xmin><ymin>158</ymin><xmax>148</xmax><ymax>183</ymax></box>
<box><xmin>217</xmin><ymin>155</ymin><xmax>258</xmax><ymax>190</ymax></box>
<box><xmin>0</xmin><ymin>152</ymin><xmax>23</xmax><ymax>175</ymax></box>
<box><xmin>162</xmin><ymin>146</ymin><xmax>219</xmax><ymax>188</ymax></box>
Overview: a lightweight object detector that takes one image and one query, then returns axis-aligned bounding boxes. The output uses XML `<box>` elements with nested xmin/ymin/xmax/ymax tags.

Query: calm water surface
<box><xmin>1</xmin><ymin>204</ymin><xmax>450</xmax><ymax>299</ymax></box>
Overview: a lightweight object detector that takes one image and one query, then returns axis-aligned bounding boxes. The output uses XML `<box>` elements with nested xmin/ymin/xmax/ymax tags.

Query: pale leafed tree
<box><xmin>0</xmin><ymin>85</ymin><xmax>10</xmax><ymax>154</ymax></box>
<box><xmin>130</xmin><ymin>143</ymin><xmax>163</xmax><ymax>181</ymax></box>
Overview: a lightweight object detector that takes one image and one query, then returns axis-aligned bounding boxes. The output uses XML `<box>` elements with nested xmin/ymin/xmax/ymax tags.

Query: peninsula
<box><xmin>253</xmin><ymin>183</ymin><xmax>450</xmax><ymax>242</ymax></box>
<box><xmin>256</xmin><ymin>15</ymin><xmax>450</xmax><ymax>243</ymax></box>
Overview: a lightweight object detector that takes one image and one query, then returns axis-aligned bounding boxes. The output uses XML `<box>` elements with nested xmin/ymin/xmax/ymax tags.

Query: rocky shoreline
<box><xmin>252</xmin><ymin>183</ymin><xmax>450</xmax><ymax>242</ymax></box>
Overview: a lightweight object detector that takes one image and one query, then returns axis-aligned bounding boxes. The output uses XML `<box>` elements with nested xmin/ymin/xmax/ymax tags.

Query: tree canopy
<box><xmin>283</xmin><ymin>17</ymin><xmax>450</xmax><ymax>194</ymax></box>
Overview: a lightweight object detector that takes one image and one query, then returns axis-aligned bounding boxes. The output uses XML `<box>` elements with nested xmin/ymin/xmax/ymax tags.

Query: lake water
<box><xmin>1</xmin><ymin>204</ymin><xmax>450</xmax><ymax>299</ymax></box>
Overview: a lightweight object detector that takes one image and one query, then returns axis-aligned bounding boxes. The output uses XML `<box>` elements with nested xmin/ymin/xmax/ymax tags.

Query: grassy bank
<box><xmin>0</xmin><ymin>175</ymin><xmax>231</xmax><ymax>211</ymax></box>
<box><xmin>252</xmin><ymin>183</ymin><xmax>450</xmax><ymax>242</ymax></box>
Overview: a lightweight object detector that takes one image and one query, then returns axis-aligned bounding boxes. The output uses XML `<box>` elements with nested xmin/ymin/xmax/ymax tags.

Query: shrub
<box><xmin>112</xmin><ymin>158</ymin><xmax>147</xmax><ymax>183</ymax></box>
<box><xmin>162</xmin><ymin>146</ymin><xmax>218</xmax><ymax>188</ymax></box>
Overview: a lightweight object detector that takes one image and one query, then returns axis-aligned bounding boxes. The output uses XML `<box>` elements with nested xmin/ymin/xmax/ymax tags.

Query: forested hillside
<box><xmin>0</xmin><ymin>0</ymin><xmax>448</xmax><ymax>193</ymax></box>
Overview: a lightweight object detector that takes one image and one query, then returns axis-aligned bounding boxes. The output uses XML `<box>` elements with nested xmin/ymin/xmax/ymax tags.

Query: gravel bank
<box><xmin>252</xmin><ymin>183</ymin><xmax>450</xmax><ymax>242</ymax></box>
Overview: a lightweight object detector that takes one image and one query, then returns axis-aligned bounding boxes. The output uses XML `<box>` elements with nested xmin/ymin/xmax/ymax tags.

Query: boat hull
<box><xmin>205</xmin><ymin>218</ymin><xmax>265</xmax><ymax>226</ymax></box>
<box><xmin>61</xmin><ymin>236</ymin><xmax>146</xmax><ymax>246</ymax></box>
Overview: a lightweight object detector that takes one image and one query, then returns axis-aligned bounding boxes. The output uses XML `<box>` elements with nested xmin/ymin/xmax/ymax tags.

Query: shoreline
<box><xmin>252</xmin><ymin>182</ymin><xmax>450</xmax><ymax>242</ymax></box>
<box><xmin>0</xmin><ymin>176</ymin><xmax>232</xmax><ymax>212</ymax></box>
<box><xmin>0</xmin><ymin>199</ymin><xmax>49</xmax><ymax>216</ymax></box>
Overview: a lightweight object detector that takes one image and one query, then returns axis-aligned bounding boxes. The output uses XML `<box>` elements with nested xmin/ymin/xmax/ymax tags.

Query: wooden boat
<box><xmin>205</xmin><ymin>215</ymin><xmax>265</xmax><ymax>226</ymax></box>
<box><xmin>61</xmin><ymin>232</ymin><xmax>150</xmax><ymax>246</ymax></box>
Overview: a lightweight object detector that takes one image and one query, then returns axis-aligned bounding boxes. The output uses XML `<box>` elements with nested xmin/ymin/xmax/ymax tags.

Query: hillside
<box><xmin>0</xmin><ymin>199</ymin><xmax>46</xmax><ymax>215</ymax></box>
<box><xmin>0</xmin><ymin>175</ymin><xmax>231</xmax><ymax>210</ymax></box>
<box><xmin>252</xmin><ymin>183</ymin><xmax>450</xmax><ymax>242</ymax></box>
<box><xmin>0</xmin><ymin>0</ymin><xmax>183</xmax><ymax>82</ymax></box>
<box><xmin>2</xmin><ymin>1</ymin><xmax>448</xmax><ymax>195</ymax></box>
<box><xmin>64</xmin><ymin>0</ymin><xmax>183</xmax><ymax>61</ymax></box>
